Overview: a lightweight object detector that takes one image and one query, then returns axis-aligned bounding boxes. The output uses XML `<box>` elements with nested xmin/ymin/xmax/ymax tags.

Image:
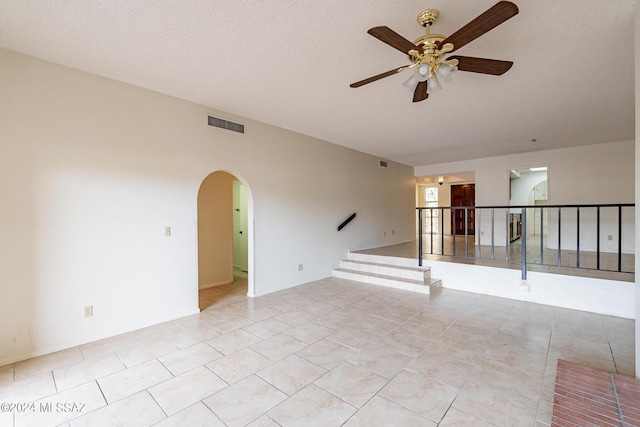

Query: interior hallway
<box><xmin>0</xmin><ymin>273</ymin><xmax>635</xmax><ymax>426</ymax></box>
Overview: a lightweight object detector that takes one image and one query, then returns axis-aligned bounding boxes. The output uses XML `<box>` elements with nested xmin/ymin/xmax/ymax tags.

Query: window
<box><xmin>424</xmin><ymin>187</ymin><xmax>439</xmax><ymax>233</ymax></box>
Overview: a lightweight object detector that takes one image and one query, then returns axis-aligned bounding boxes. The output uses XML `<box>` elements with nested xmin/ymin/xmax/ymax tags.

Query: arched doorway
<box><xmin>197</xmin><ymin>171</ymin><xmax>254</xmax><ymax>308</ymax></box>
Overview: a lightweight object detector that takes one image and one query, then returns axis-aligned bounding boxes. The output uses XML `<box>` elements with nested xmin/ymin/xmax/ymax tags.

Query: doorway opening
<box><xmin>197</xmin><ymin>171</ymin><xmax>253</xmax><ymax>309</ymax></box>
<box><xmin>509</xmin><ymin>166</ymin><xmax>549</xmax><ymax>256</ymax></box>
<box><xmin>451</xmin><ymin>183</ymin><xmax>475</xmax><ymax>235</ymax></box>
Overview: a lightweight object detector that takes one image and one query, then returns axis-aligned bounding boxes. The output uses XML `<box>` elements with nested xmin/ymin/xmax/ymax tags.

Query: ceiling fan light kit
<box><xmin>350</xmin><ymin>1</ymin><xmax>519</xmax><ymax>102</ymax></box>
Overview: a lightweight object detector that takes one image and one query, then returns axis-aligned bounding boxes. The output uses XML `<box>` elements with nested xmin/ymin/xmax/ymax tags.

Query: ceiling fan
<box><xmin>350</xmin><ymin>1</ymin><xmax>519</xmax><ymax>102</ymax></box>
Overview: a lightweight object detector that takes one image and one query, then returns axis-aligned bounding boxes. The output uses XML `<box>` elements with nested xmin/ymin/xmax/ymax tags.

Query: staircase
<box><xmin>333</xmin><ymin>252</ymin><xmax>441</xmax><ymax>294</ymax></box>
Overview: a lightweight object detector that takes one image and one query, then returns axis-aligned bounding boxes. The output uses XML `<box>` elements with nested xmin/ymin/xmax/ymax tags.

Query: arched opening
<box><xmin>197</xmin><ymin>171</ymin><xmax>254</xmax><ymax>309</ymax></box>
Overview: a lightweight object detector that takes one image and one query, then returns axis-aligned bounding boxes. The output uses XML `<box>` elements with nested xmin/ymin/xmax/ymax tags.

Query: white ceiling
<box><xmin>0</xmin><ymin>0</ymin><xmax>636</xmax><ymax>166</ymax></box>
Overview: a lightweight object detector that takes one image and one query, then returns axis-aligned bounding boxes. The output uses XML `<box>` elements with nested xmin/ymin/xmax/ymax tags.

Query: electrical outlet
<box><xmin>607</xmin><ymin>235</ymin><xmax>613</xmax><ymax>241</ymax></box>
<box><xmin>84</xmin><ymin>305</ymin><xmax>93</xmax><ymax>318</ymax></box>
<box><xmin>297</xmin><ymin>264</ymin><xmax>303</xmax><ymax>271</ymax></box>
<box><xmin>165</xmin><ymin>226</ymin><xmax>171</xmax><ymax>237</ymax></box>
<box><xmin>383</xmin><ymin>231</ymin><xmax>387</xmax><ymax>237</ymax></box>
<box><xmin>392</xmin><ymin>230</ymin><xmax>395</xmax><ymax>235</ymax></box>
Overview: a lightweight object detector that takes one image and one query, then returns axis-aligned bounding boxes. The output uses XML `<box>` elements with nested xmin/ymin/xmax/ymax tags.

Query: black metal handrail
<box><xmin>338</xmin><ymin>213</ymin><xmax>357</xmax><ymax>231</ymax></box>
<box><xmin>417</xmin><ymin>203</ymin><xmax>635</xmax><ymax>280</ymax></box>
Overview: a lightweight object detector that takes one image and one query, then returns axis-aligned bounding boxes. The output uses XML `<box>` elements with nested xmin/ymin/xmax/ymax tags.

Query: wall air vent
<box><xmin>208</xmin><ymin>116</ymin><xmax>245</xmax><ymax>134</ymax></box>
<box><xmin>379</xmin><ymin>160</ymin><xmax>388</xmax><ymax>168</ymax></box>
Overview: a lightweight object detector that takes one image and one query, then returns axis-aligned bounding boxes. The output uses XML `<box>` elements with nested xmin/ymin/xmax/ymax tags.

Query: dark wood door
<box><xmin>451</xmin><ymin>184</ymin><xmax>475</xmax><ymax>235</ymax></box>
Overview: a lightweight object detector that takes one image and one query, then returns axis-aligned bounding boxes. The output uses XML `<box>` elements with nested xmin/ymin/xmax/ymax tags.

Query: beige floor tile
<box><xmin>490</xmin><ymin>330</ymin><xmax>551</xmax><ymax>354</ymax></box>
<box><xmin>535</xmin><ymin>395</ymin><xmax>554</xmax><ymax>426</ymax></box>
<box><xmin>79</xmin><ymin>331</ymin><xmax>141</xmax><ymax>360</ymax></box>
<box><xmin>326</xmin><ymin>327</ymin><xmax>380</xmax><ymax>351</ymax></box>
<box><xmin>467</xmin><ymin>357</ymin><xmax>544</xmax><ymax>401</ymax></box>
<box><xmin>246</xmin><ymin>414</ymin><xmax>281</xmax><ymax>426</ymax></box>
<box><xmin>442</xmin><ymin>323</ymin><xmax>496</xmax><ymax>345</ymax></box>
<box><xmin>396</xmin><ymin>318</ymin><xmax>449</xmax><ymax>341</ymax></box>
<box><xmin>438</xmin><ymin>407</ymin><xmax>496</xmax><ymax>427</ymax></box>
<box><xmin>452</xmin><ymin>381</ymin><xmax>538</xmax><ymax>427</ymax></box>
<box><xmin>355</xmin><ymin>315</ymin><xmax>400</xmax><ymax>336</ymax></box>
<box><xmin>483</xmin><ymin>341</ymin><xmax>548</xmax><ymax>375</ymax></box>
<box><xmin>242</xmin><ymin>318</ymin><xmax>291</xmax><ymax>339</ymax></box>
<box><xmin>14</xmin><ymin>348</ymin><xmax>84</xmax><ymax>381</ymax></box>
<box><xmin>343</xmin><ymin>396</ymin><xmax>435</xmax><ymax>427</ymax></box>
<box><xmin>274</xmin><ymin>309</ymin><xmax>317</xmax><ymax>326</ymax></box>
<box><xmin>157</xmin><ymin>342</ymin><xmax>223</xmax><ymax>376</ymax></box>
<box><xmin>613</xmin><ymin>351</ymin><xmax>636</xmax><ymax>376</ymax></box>
<box><xmin>267</xmin><ymin>384</ymin><xmax>356</xmax><ymax>427</ymax></box>
<box><xmin>432</xmin><ymin>291</ymin><xmax>480</xmax><ymax>310</ymax></box>
<box><xmin>205</xmin><ymin>315</ymin><xmax>254</xmax><ymax>334</ymax></box>
<box><xmin>135</xmin><ymin>320</ymin><xmax>185</xmax><ymax>342</ymax></box>
<box><xmin>428</xmin><ymin>335</ymin><xmax>489</xmax><ymax>365</ymax></box>
<box><xmin>369</xmin><ymin>305</ymin><xmax>417</xmax><ymax>323</ymax></box>
<box><xmin>206</xmin><ymin>348</ymin><xmax>272</xmax><ymax>384</ymax></box>
<box><xmin>411</xmin><ymin>305</ymin><xmax>464</xmax><ymax>325</ymax></box>
<box><xmin>206</xmin><ymin>329</ymin><xmax>263</xmax><ymax>355</ymax></box>
<box><xmin>297</xmin><ymin>339</ymin><xmax>358</xmax><ymax>370</ymax></box>
<box><xmin>14</xmin><ymin>381</ymin><xmax>106</xmax><ymax>427</ymax></box>
<box><xmin>602</xmin><ymin>315</ymin><xmax>635</xmax><ymax>341</ymax></box>
<box><xmin>378</xmin><ymin>330</ymin><xmax>431</xmax><ymax>357</ymax></box>
<box><xmin>203</xmin><ymin>375</ymin><xmax>286</xmax><ymax>427</ymax></box>
<box><xmin>153</xmin><ymin>402</ymin><xmax>225</xmax><ymax>427</ymax></box>
<box><xmin>550</xmin><ymin>333</ymin><xmax>614</xmax><ymax>360</ymax></box>
<box><xmin>379</xmin><ymin>369</ymin><xmax>459</xmax><ymax>423</ymax></box>
<box><xmin>499</xmin><ymin>316</ymin><xmax>553</xmax><ymax>339</ymax></box>
<box><xmin>69</xmin><ymin>391</ymin><xmax>165</xmax><ymax>427</ymax></box>
<box><xmin>164</xmin><ymin>324</ymin><xmax>221</xmax><ymax>349</ymax></box>
<box><xmin>250</xmin><ymin>334</ymin><xmax>307</xmax><ymax>362</ymax></box>
<box><xmin>97</xmin><ymin>359</ymin><xmax>173</xmax><ymax>404</ymax></box>
<box><xmin>282</xmin><ymin>321</ymin><xmax>334</xmax><ymax>344</ymax></box>
<box><xmin>314</xmin><ymin>361</ymin><xmax>388</xmax><ymax>408</ymax></box>
<box><xmin>454</xmin><ymin>312</ymin><xmax>506</xmax><ymax>332</ymax></box>
<box><xmin>0</xmin><ymin>410</ymin><xmax>11</xmax><ymax>427</ymax></box>
<box><xmin>0</xmin><ymin>370</ymin><xmax>56</xmax><ymax>403</ymax></box>
<box><xmin>406</xmin><ymin>351</ymin><xmax>475</xmax><ymax>388</ymax></box>
<box><xmin>297</xmin><ymin>301</ymin><xmax>339</xmax><ymax>316</ymax></box>
<box><xmin>239</xmin><ymin>306</ymin><xmax>283</xmax><ymax>322</ymax></box>
<box><xmin>349</xmin><ymin>343</ymin><xmax>413</xmax><ymax>379</ymax></box>
<box><xmin>311</xmin><ymin>311</ymin><xmax>355</xmax><ymax>329</ymax></box>
<box><xmin>53</xmin><ymin>352</ymin><xmax>125</xmax><ymax>391</ymax></box>
<box><xmin>256</xmin><ymin>354</ymin><xmax>327</xmax><ymax>396</ymax></box>
<box><xmin>149</xmin><ymin>366</ymin><xmax>227</xmax><ymax>416</ymax></box>
<box><xmin>116</xmin><ymin>337</ymin><xmax>179</xmax><ymax>367</ymax></box>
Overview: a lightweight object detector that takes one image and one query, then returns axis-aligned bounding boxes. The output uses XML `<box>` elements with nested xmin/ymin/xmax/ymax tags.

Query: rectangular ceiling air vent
<box><xmin>208</xmin><ymin>115</ymin><xmax>245</xmax><ymax>134</ymax></box>
<box><xmin>379</xmin><ymin>160</ymin><xmax>388</xmax><ymax>168</ymax></box>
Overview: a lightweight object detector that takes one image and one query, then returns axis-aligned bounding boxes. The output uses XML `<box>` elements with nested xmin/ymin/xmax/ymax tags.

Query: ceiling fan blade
<box><xmin>413</xmin><ymin>81</ymin><xmax>428</xmax><ymax>102</ymax></box>
<box><xmin>449</xmin><ymin>56</ymin><xmax>513</xmax><ymax>75</ymax></box>
<box><xmin>441</xmin><ymin>1</ymin><xmax>519</xmax><ymax>53</ymax></box>
<box><xmin>368</xmin><ymin>26</ymin><xmax>420</xmax><ymax>55</ymax></box>
<box><xmin>350</xmin><ymin>65</ymin><xmax>413</xmax><ymax>88</ymax></box>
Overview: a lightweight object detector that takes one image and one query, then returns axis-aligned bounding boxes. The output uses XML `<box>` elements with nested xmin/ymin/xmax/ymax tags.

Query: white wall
<box><xmin>423</xmin><ymin>260</ymin><xmax>635</xmax><ymax>319</ymax></box>
<box><xmin>0</xmin><ymin>49</ymin><xmax>415</xmax><ymax>365</ymax></box>
<box><xmin>415</xmin><ymin>141</ymin><xmax>635</xmax><ymax>251</ymax></box>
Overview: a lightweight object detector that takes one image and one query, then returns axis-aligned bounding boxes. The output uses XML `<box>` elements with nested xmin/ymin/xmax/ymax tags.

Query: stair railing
<box><xmin>417</xmin><ymin>203</ymin><xmax>635</xmax><ymax>280</ymax></box>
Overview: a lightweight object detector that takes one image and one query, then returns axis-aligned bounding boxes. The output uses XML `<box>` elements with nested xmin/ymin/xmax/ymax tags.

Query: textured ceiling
<box><xmin>0</xmin><ymin>0</ymin><xmax>636</xmax><ymax>166</ymax></box>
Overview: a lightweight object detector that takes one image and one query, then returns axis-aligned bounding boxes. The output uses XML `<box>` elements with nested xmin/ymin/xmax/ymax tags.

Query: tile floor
<box><xmin>0</xmin><ymin>272</ymin><xmax>636</xmax><ymax>427</ymax></box>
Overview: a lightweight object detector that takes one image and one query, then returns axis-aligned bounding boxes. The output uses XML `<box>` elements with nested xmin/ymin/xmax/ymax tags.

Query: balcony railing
<box><xmin>417</xmin><ymin>204</ymin><xmax>635</xmax><ymax>280</ymax></box>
